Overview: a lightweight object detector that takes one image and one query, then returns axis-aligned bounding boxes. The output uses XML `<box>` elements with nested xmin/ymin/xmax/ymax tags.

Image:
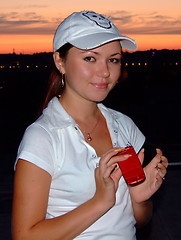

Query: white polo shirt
<box><xmin>15</xmin><ymin>97</ymin><xmax>145</xmax><ymax>240</ymax></box>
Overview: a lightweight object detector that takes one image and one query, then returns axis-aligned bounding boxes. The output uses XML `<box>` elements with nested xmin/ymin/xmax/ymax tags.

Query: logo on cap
<box><xmin>82</xmin><ymin>11</ymin><xmax>112</xmax><ymax>29</ymax></box>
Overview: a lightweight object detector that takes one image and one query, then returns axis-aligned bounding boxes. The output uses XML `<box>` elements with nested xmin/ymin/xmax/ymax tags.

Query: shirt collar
<box><xmin>42</xmin><ymin>97</ymin><xmax>76</xmax><ymax>129</ymax></box>
<box><xmin>42</xmin><ymin>97</ymin><xmax>120</xmax><ymax>129</ymax></box>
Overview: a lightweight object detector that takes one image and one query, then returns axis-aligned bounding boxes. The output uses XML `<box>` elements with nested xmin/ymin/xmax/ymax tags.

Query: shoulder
<box><xmin>22</xmin><ymin>121</ymin><xmax>53</xmax><ymax>145</ymax></box>
<box><xmin>99</xmin><ymin>104</ymin><xmax>145</xmax><ymax>152</ymax></box>
<box><xmin>36</xmin><ymin>97</ymin><xmax>74</xmax><ymax>130</ymax></box>
<box><xmin>98</xmin><ymin>103</ymin><xmax>135</xmax><ymax>126</ymax></box>
<box><xmin>16</xmin><ymin>121</ymin><xmax>56</xmax><ymax>176</ymax></box>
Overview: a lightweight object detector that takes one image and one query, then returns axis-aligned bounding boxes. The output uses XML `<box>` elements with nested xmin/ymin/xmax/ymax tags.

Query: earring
<box><xmin>61</xmin><ymin>74</ymin><xmax>65</xmax><ymax>88</ymax></box>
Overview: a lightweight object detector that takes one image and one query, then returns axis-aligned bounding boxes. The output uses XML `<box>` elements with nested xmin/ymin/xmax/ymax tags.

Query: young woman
<box><xmin>12</xmin><ymin>11</ymin><xmax>168</xmax><ymax>240</ymax></box>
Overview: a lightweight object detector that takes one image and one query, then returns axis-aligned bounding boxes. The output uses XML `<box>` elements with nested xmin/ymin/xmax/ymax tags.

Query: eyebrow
<box><xmin>110</xmin><ymin>53</ymin><xmax>122</xmax><ymax>57</ymax></box>
<box><xmin>80</xmin><ymin>50</ymin><xmax>122</xmax><ymax>56</ymax></box>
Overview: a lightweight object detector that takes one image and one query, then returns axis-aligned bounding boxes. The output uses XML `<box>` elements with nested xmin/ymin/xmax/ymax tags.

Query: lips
<box><xmin>91</xmin><ymin>82</ymin><xmax>108</xmax><ymax>89</ymax></box>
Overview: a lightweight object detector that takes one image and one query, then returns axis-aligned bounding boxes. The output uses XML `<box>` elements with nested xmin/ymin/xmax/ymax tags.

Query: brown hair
<box><xmin>39</xmin><ymin>43</ymin><xmax>73</xmax><ymax>114</ymax></box>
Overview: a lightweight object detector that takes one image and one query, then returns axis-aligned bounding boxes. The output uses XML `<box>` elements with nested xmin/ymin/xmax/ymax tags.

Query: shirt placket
<box><xmin>75</xmin><ymin>124</ymin><xmax>101</xmax><ymax>169</ymax></box>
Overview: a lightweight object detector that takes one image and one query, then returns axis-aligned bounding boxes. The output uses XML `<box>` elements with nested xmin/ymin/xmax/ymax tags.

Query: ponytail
<box><xmin>38</xmin><ymin>43</ymin><xmax>73</xmax><ymax>115</ymax></box>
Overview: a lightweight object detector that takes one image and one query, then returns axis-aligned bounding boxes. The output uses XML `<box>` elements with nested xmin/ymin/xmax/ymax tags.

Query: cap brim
<box><xmin>69</xmin><ymin>32</ymin><xmax>137</xmax><ymax>51</ymax></box>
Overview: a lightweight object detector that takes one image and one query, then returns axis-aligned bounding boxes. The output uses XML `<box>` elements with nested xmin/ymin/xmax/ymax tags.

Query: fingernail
<box><xmin>112</xmin><ymin>163</ymin><xmax>118</xmax><ymax>167</ymax></box>
<box><xmin>123</xmin><ymin>154</ymin><xmax>132</xmax><ymax>158</ymax></box>
<box><xmin>157</xmin><ymin>162</ymin><xmax>162</xmax><ymax>167</ymax></box>
<box><xmin>141</xmin><ymin>148</ymin><xmax>144</xmax><ymax>153</ymax></box>
<box><xmin>115</xmin><ymin>148</ymin><xmax>125</xmax><ymax>152</ymax></box>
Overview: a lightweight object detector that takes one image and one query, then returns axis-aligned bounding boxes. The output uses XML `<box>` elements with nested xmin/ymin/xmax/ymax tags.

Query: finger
<box><xmin>156</xmin><ymin>163</ymin><xmax>167</xmax><ymax>178</ymax></box>
<box><xmin>100</xmin><ymin>147</ymin><xmax>129</xmax><ymax>169</ymax></box>
<box><xmin>107</xmin><ymin>154</ymin><xmax>132</xmax><ymax>168</ymax></box>
<box><xmin>98</xmin><ymin>149</ymin><xmax>119</xmax><ymax>173</ymax></box>
<box><xmin>156</xmin><ymin>148</ymin><xmax>163</xmax><ymax>156</ymax></box>
<box><xmin>103</xmin><ymin>164</ymin><xmax>119</xmax><ymax>180</ymax></box>
<box><xmin>137</xmin><ymin>148</ymin><xmax>145</xmax><ymax>165</ymax></box>
<box><xmin>111</xmin><ymin>166</ymin><xmax>122</xmax><ymax>179</ymax></box>
<box><xmin>99</xmin><ymin>148</ymin><xmax>122</xmax><ymax>167</ymax></box>
<box><xmin>160</xmin><ymin>156</ymin><xmax>168</xmax><ymax>168</ymax></box>
<box><xmin>110</xmin><ymin>168</ymin><xmax>122</xmax><ymax>189</ymax></box>
<box><xmin>149</xmin><ymin>148</ymin><xmax>163</xmax><ymax>168</ymax></box>
<box><xmin>156</xmin><ymin>148</ymin><xmax>163</xmax><ymax>162</ymax></box>
<box><xmin>155</xmin><ymin>173</ymin><xmax>163</xmax><ymax>189</ymax></box>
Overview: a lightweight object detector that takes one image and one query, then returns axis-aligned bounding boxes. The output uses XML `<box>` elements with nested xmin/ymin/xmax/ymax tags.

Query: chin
<box><xmin>89</xmin><ymin>93</ymin><xmax>109</xmax><ymax>103</ymax></box>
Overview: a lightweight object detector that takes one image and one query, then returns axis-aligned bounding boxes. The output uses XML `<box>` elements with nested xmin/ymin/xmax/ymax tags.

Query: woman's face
<box><xmin>59</xmin><ymin>40</ymin><xmax>122</xmax><ymax>103</ymax></box>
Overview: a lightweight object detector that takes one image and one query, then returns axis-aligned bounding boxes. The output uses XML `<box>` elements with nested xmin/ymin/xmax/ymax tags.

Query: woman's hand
<box><xmin>93</xmin><ymin>148</ymin><xmax>130</xmax><ymax>210</ymax></box>
<box><xmin>129</xmin><ymin>148</ymin><xmax>168</xmax><ymax>203</ymax></box>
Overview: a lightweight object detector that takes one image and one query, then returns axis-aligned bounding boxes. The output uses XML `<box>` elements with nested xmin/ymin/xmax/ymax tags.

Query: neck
<box><xmin>59</xmin><ymin>92</ymin><xmax>99</xmax><ymax>121</ymax></box>
<box><xmin>59</xmin><ymin>91</ymin><xmax>104</xmax><ymax>142</ymax></box>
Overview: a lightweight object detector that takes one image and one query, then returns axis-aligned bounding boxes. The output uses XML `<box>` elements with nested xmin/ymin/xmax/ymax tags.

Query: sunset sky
<box><xmin>1</xmin><ymin>0</ymin><xmax>181</xmax><ymax>54</ymax></box>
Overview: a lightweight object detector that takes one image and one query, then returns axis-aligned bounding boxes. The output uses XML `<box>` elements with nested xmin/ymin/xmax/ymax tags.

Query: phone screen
<box><xmin>117</xmin><ymin>146</ymin><xmax>146</xmax><ymax>185</ymax></box>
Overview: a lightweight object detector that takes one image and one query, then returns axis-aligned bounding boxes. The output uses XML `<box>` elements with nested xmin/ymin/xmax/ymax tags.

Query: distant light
<box><xmin>36</xmin><ymin>65</ymin><xmax>38</xmax><ymax>68</ymax></box>
<box><xmin>138</xmin><ymin>63</ymin><xmax>141</xmax><ymax>66</ymax></box>
<box><xmin>27</xmin><ymin>65</ymin><xmax>29</xmax><ymax>68</ymax></box>
<box><xmin>145</xmin><ymin>63</ymin><xmax>147</xmax><ymax>66</ymax></box>
<box><xmin>176</xmin><ymin>62</ymin><xmax>178</xmax><ymax>66</ymax></box>
<box><xmin>132</xmin><ymin>63</ymin><xmax>134</xmax><ymax>66</ymax></box>
<box><xmin>45</xmin><ymin>65</ymin><xmax>48</xmax><ymax>68</ymax></box>
<box><xmin>125</xmin><ymin>63</ymin><xmax>128</xmax><ymax>66</ymax></box>
<box><xmin>152</xmin><ymin>51</ymin><xmax>155</xmax><ymax>56</ymax></box>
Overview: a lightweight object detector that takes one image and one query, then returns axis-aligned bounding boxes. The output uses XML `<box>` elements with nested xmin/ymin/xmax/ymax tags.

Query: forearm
<box><xmin>13</xmin><ymin>197</ymin><xmax>110</xmax><ymax>240</ymax></box>
<box><xmin>131</xmin><ymin>198</ymin><xmax>153</xmax><ymax>228</ymax></box>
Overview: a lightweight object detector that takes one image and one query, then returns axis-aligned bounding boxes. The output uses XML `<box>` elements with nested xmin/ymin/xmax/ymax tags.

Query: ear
<box><xmin>53</xmin><ymin>52</ymin><xmax>65</xmax><ymax>74</ymax></box>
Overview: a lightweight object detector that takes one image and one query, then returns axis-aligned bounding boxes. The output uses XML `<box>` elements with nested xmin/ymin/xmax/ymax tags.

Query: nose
<box><xmin>97</xmin><ymin>61</ymin><xmax>110</xmax><ymax>78</ymax></box>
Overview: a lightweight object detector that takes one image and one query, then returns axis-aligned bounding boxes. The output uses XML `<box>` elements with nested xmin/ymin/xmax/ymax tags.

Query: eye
<box><xmin>109</xmin><ymin>58</ymin><xmax>121</xmax><ymax>64</ymax></box>
<box><xmin>84</xmin><ymin>56</ymin><xmax>96</xmax><ymax>62</ymax></box>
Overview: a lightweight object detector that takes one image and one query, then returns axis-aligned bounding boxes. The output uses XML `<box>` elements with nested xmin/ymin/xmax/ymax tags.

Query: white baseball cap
<box><xmin>53</xmin><ymin>11</ymin><xmax>137</xmax><ymax>52</ymax></box>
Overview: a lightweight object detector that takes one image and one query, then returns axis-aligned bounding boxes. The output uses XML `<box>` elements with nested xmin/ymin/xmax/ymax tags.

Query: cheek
<box><xmin>65</xmin><ymin>60</ymin><xmax>93</xmax><ymax>88</ymax></box>
<box><xmin>77</xmin><ymin>63</ymin><xmax>93</xmax><ymax>78</ymax></box>
<box><xmin>112</xmin><ymin>66</ymin><xmax>121</xmax><ymax>82</ymax></box>
<box><xmin>66</xmin><ymin>59</ymin><xmax>92</xmax><ymax>78</ymax></box>
<box><xmin>69</xmin><ymin>63</ymin><xmax>93</xmax><ymax>81</ymax></box>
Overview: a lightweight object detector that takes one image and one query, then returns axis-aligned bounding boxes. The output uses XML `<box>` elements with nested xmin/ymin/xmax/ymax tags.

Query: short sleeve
<box><xmin>122</xmin><ymin>115</ymin><xmax>145</xmax><ymax>153</ymax></box>
<box><xmin>15</xmin><ymin>123</ymin><xmax>55</xmax><ymax>176</ymax></box>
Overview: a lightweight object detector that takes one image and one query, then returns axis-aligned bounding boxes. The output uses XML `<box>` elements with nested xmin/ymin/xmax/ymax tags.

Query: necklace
<box><xmin>78</xmin><ymin>114</ymin><xmax>100</xmax><ymax>142</ymax></box>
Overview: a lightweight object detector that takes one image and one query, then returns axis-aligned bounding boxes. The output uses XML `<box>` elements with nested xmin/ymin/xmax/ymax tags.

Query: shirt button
<box><xmin>92</xmin><ymin>154</ymin><xmax>96</xmax><ymax>158</ymax></box>
<box><xmin>113</xmin><ymin>143</ymin><xmax>117</xmax><ymax>147</ymax></box>
<box><xmin>74</xmin><ymin>126</ymin><xmax>78</xmax><ymax>130</ymax></box>
<box><xmin>114</xmin><ymin>129</ymin><xmax>118</xmax><ymax>134</ymax></box>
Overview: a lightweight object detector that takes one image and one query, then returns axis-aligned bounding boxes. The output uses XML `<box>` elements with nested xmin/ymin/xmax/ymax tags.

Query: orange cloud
<box><xmin>134</xmin><ymin>34</ymin><xmax>181</xmax><ymax>51</ymax></box>
<box><xmin>0</xmin><ymin>34</ymin><xmax>180</xmax><ymax>54</ymax></box>
<box><xmin>0</xmin><ymin>34</ymin><xmax>53</xmax><ymax>54</ymax></box>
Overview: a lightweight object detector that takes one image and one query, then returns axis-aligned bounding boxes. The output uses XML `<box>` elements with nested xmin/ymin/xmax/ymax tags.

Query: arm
<box><xmin>129</xmin><ymin>148</ymin><xmax>168</xmax><ymax>227</ymax></box>
<box><xmin>131</xmin><ymin>198</ymin><xmax>153</xmax><ymax>228</ymax></box>
<box><xmin>12</xmin><ymin>160</ymin><xmax>107</xmax><ymax>240</ymax></box>
<box><xmin>12</xmin><ymin>150</ymin><xmax>126</xmax><ymax>240</ymax></box>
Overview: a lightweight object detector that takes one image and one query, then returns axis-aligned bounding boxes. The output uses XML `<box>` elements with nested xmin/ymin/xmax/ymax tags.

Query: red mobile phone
<box><xmin>117</xmin><ymin>146</ymin><xmax>146</xmax><ymax>185</ymax></box>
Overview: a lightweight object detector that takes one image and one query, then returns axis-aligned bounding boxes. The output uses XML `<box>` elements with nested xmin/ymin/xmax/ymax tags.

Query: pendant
<box><xmin>87</xmin><ymin>133</ymin><xmax>92</xmax><ymax>141</ymax></box>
